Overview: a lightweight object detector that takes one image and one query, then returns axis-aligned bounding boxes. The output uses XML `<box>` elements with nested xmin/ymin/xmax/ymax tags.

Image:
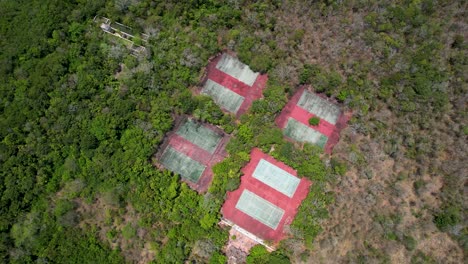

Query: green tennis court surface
<box><xmin>176</xmin><ymin>119</ymin><xmax>222</xmax><ymax>154</ymax></box>
<box><xmin>216</xmin><ymin>53</ymin><xmax>259</xmax><ymax>86</ymax></box>
<box><xmin>297</xmin><ymin>91</ymin><xmax>341</xmax><ymax>125</ymax></box>
<box><xmin>252</xmin><ymin>159</ymin><xmax>300</xmax><ymax>197</ymax></box>
<box><xmin>160</xmin><ymin>147</ymin><xmax>206</xmax><ymax>183</ymax></box>
<box><xmin>235</xmin><ymin>190</ymin><xmax>285</xmax><ymax>230</ymax></box>
<box><xmin>201</xmin><ymin>79</ymin><xmax>245</xmax><ymax>113</ymax></box>
<box><xmin>284</xmin><ymin>118</ymin><xmax>328</xmax><ymax>148</ymax></box>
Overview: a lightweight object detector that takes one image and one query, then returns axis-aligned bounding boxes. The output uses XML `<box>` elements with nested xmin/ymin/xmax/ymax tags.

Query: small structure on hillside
<box><xmin>100</xmin><ymin>22</ymin><xmax>112</xmax><ymax>32</ymax></box>
<box><xmin>276</xmin><ymin>87</ymin><xmax>351</xmax><ymax>153</ymax></box>
<box><xmin>93</xmin><ymin>16</ymin><xmax>149</xmax><ymax>57</ymax></box>
<box><xmin>200</xmin><ymin>53</ymin><xmax>268</xmax><ymax>117</ymax></box>
<box><xmin>221</xmin><ymin>148</ymin><xmax>311</xmax><ymax>250</ymax></box>
<box><xmin>154</xmin><ymin>116</ymin><xmax>229</xmax><ymax>192</ymax></box>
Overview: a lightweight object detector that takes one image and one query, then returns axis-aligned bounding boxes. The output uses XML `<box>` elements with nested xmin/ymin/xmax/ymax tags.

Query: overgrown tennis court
<box><xmin>160</xmin><ymin>147</ymin><xmax>206</xmax><ymax>183</ymax></box>
<box><xmin>155</xmin><ymin>116</ymin><xmax>229</xmax><ymax>192</ymax></box>
<box><xmin>201</xmin><ymin>79</ymin><xmax>245</xmax><ymax>114</ymax></box>
<box><xmin>252</xmin><ymin>159</ymin><xmax>300</xmax><ymax>198</ymax></box>
<box><xmin>284</xmin><ymin>118</ymin><xmax>328</xmax><ymax>148</ymax></box>
<box><xmin>176</xmin><ymin>118</ymin><xmax>223</xmax><ymax>154</ymax></box>
<box><xmin>215</xmin><ymin>53</ymin><xmax>259</xmax><ymax>86</ymax></box>
<box><xmin>235</xmin><ymin>190</ymin><xmax>285</xmax><ymax>230</ymax></box>
<box><xmin>276</xmin><ymin>87</ymin><xmax>350</xmax><ymax>153</ymax></box>
<box><xmin>297</xmin><ymin>90</ymin><xmax>341</xmax><ymax>125</ymax></box>
<box><xmin>200</xmin><ymin>53</ymin><xmax>268</xmax><ymax>116</ymax></box>
<box><xmin>221</xmin><ymin>148</ymin><xmax>312</xmax><ymax>243</ymax></box>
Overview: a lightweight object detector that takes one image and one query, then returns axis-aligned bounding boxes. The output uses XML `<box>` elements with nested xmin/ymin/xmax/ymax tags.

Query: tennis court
<box><xmin>160</xmin><ymin>146</ymin><xmax>206</xmax><ymax>183</ymax></box>
<box><xmin>235</xmin><ymin>190</ymin><xmax>285</xmax><ymax>230</ymax></box>
<box><xmin>216</xmin><ymin>53</ymin><xmax>259</xmax><ymax>86</ymax></box>
<box><xmin>176</xmin><ymin>119</ymin><xmax>222</xmax><ymax>154</ymax></box>
<box><xmin>221</xmin><ymin>148</ymin><xmax>312</xmax><ymax>242</ymax></box>
<box><xmin>275</xmin><ymin>87</ymin><xmax>351</xmax><ymax>153</ymax></box>
<box><xmin>201</xmin><ymin>79</ymin><xmax>245</xmax><ymax>113</ymax></box>
<box><xmin>202</xmin><ymin>53</ymin><xmax>268</xmax><ymax>116</ymax></box>
<box><xmin>297</xmin><ymin>90</ymin><xmax>341</xmax><ymax>125</ymax></box>
<box><xmin>284</xmin><ymin>118</ymin><xmax>328</xmax><ymax>148</ymax></box>
<box><xmin>252</xmin><ymin>159</ymin><xmax>300</xmax><ymax>197</ymax></box>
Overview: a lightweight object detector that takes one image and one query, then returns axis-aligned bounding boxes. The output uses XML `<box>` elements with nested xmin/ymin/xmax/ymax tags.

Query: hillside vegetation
<box><xmin>0</xmin><ymin>0</ymin><xmax>466</xmax><ymax>263</ymax></box>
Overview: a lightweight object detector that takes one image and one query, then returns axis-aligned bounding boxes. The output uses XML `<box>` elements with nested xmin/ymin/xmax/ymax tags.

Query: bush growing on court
<box><xmin>308</xmin><ymin>117</ymin><xmax>320</xmax><ymax>126</ymax></box>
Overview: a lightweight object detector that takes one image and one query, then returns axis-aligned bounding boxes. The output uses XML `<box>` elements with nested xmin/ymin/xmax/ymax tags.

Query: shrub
<box><xmin>122</xmin><ymin>223</ymin><xmax>136</xmax><ymax>239</ymax></box>
<box><xmin>433</xmin><ymin>206</ymin><xmax>461</xmax><ymax>230</ymax></box>
<box><xmin>463</xmin><ymin>126</ymin><xmax>468</xmax><ymax>135</ymax></box>
<box><xmin>402</xmin><ymin>235</ymin><xmax>417</xmax><ymax>251</ymax></box>
<box><xmin>106</xmin><ymin>229</ymin><xmax>117</xmax><ymax>240</ymax></box>
<box><xmin>54</xmin><ymin>199</ymin><xmax>75</xmax><ymax>217</ymax></box>
<box><xmin>299</xmin><ymin>64</ymin><xmax>321</xmax><ymax>84</ymax></box>
<box><xmin>209</xmin><ymin>252</ymin><xmax>227</xmax><ymax>264</ymax></box>
<box><xmin>331</xmin><ymin>158</ymin><xmax>347</xmax><ymax>176</ymax></box>
<box><xmin>413</xmin><ymin>179</ymin><xmax>426</xmax><ymax>194</ymax></box>
<box><xmin>309</xmin><ymin>117</ymin><xmax>320</xmax><ymax>126</ymax></box>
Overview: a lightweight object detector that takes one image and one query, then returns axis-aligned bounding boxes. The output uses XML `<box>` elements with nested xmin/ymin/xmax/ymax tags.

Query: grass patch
<box><xmin>122</xmin><ymin>223</ymin><xmax>136</xmax><ymax>239</ymax></box>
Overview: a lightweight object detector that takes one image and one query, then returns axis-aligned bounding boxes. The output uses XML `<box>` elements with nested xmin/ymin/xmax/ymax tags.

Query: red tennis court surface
<box><xmin>154</xmin><ymin>116</ymin><xmax>229</xmax><ymax>193</ymax></box>
<box><xmin>221</xmin><ymin>148</ymin><xmax>311</xmax><ymax>243</ymax></box>
<box><xmin>276</xmin><ymin>87</ymin><xmax>351</xmax><ymax>154</ymax></box>
<box><xmin>200</xmin><ymin>53</ymin><xmax>268</xmax><ymax>117</ymax></box>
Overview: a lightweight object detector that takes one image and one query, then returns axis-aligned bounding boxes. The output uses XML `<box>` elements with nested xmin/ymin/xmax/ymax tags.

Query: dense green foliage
<box><xmin>246</xmin><ymin>245</ymin><xmax>289</xmax><ymax>264</ymax></box>
<box><xmin>0</xmin><ymin>0</ymin><xmax>328</xmax><ymax>262</ymax></box>
<box><xmin>0</xmin><ymin>0</ymin><xmax>232</xmax><ymax>262</ymax></box>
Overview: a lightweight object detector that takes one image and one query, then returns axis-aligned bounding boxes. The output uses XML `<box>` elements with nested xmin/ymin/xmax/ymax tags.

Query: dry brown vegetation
<box><xmin>232</xmin><ymin>1</ymin><xmax>467</xmax><ymax>263</ymax></box>
<box><xmin>308</xmin><ymin>131</ymin><xmax>463</xmax><ymax>263</ymax></box>
<box><xmin>75</xmin><ymin>197</ymin><xmax>156</xmax><ymax>263</ymax></box>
